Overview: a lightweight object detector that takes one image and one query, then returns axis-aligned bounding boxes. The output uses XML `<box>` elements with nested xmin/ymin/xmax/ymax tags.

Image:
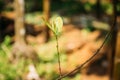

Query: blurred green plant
<box><xmin>101</xmin><ymin>3</ymin><xmax>113</xmax><ymax>15</ymax></box>
<box><xmin>84</xmin><ymin>2</ymin><xmax>93</xmax><ymax>13</ymax></box>
<box><xmin>0</xmin><ymin>36</ymin><xmax>28</xmax><ymax>80</ymax></box>
<box><xmin>0</xmin><ymin>36</ymin><xmax>18</xmax><ymax>80</ymax></box>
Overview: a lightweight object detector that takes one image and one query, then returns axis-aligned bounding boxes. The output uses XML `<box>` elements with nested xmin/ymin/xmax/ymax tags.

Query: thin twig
<box><xmin>57</xmin><ymin>30</ymin><xmax>112</xmax><ymax>80</ymax></box>
<box><xmin>55</xmin><ymin>35</ymin><xmax>62</xmax><ymax>78</ymax></box>
<box><xmin>56</xmin><ymin>5</ymin><xmax>117</xmax><ymax>80</ymax></box>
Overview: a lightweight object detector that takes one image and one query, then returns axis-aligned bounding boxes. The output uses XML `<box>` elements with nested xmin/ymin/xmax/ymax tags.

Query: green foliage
<box><xmin>2</xmin><ymin>36</ymin><xmax>11</xmax><ymax>46</ymax></box>
<box><xmin>101</xmin><ymin>3</ymin><xmax>113</xmax><ymax>15</ymax></box>
<box><xmin>84</xmin><ymin>2</ymin><xmax>93</xmax><ymax>13</ymax></box>
<box><xmin>0</xmin><ymin>36</ymin><xmax>18</xmax><ymax>80</ymax></box>
<box><xmin>0</xmin><ymin>36</ymin><xmax>27</xmax><ymax>80</ymax></box>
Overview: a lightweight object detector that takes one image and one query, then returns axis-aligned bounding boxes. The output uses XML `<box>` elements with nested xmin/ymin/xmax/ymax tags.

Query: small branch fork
<box><xmin>55</xmin><ymin>35</ymin><xmax>62</xmax><ymax>78</ymax></box>
<box><xmin>56</xmin><ymin>1</ymin><xmax>117</xmax><ymax>80</ymax></box>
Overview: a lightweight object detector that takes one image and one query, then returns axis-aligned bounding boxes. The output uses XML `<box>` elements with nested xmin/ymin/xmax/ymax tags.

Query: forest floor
<box><xmin>27</xmin><ymin>24</ymin><xmax>110</xmax><ymax>80</ymax></box>
<box><xmin>1</xmin><ymin>12</ymin><xmax>110</xmax><ymax>80</ymax></box>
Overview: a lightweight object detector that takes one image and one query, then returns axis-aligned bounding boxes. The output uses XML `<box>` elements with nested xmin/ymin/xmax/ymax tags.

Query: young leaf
<box><xmin>42</xmin><ymin>16</ymin><xmax>63</xmax><ymax>35</ymax></box>
<box><xmin>53</xmin><ymin>17</ymin><xmax>63</xmax><ymax>34</ymax></box>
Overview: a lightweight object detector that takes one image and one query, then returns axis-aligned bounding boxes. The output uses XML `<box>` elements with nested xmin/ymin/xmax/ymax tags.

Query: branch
<box><xmin>56</xmin><ymin>2</ymin><xmax>117</xmax><ymax>80</ymax></box>
<box><xmin>57</xmin><ymin>30</ymin><xmax>112</xmax><ymax>80</ymax></box>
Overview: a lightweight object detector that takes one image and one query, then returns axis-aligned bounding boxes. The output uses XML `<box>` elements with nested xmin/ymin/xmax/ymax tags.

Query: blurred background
<box><xmin>0</xmin><ymin>0</ymin><xmax>120</xmax><ymax>80</ymax></box>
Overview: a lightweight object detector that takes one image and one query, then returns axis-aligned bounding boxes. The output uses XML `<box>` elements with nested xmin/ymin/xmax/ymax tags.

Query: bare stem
<box><xmin>55</xmin><ymin>35</ymin><xmax>62</xmax><ymax>78</ymax></box>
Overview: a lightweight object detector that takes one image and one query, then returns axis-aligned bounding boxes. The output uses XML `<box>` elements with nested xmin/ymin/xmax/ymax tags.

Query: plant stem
<box><xmin>55</xmin><ymin>35</ymin><xmax>62</xmax><ymax>78</ymax></box>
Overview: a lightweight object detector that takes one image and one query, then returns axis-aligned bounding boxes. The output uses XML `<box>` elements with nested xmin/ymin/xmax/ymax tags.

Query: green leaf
<box><xmin>53</xmin><ymin>17</ymin><xmax>63</xmax><ymax>34</ymax></box>
<box><xmin>43</xmin><ymin>16</ymin><xmax>63</xmax><ymax>36</ymax></box>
